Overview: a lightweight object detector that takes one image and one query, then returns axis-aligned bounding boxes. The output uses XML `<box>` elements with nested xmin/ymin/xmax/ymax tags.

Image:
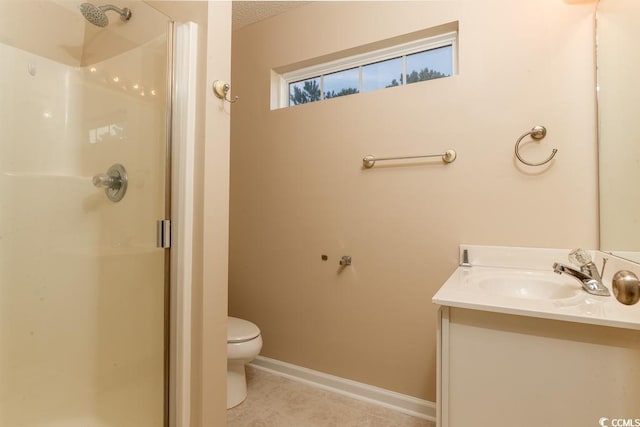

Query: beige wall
<box><xmin>230</xmin><ymin>0</ymin><xmax>598</xmax><ymax>402</ymax></box>
<box><xmin>202</xmin><ymin>2</ymin><xmax>231</xmax><ymax>425</ymax></box>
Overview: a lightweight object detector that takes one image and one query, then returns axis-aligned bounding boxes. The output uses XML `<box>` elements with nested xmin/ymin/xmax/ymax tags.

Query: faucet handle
<box><xmin>568</xmin><ymin>248</ymin><xmax>592</xmax><ymax>267</ymax></box>
<box><xmin>600</xmin><ymin>257</ymin><xmax>608</xmax><ymax>278</ymax></box>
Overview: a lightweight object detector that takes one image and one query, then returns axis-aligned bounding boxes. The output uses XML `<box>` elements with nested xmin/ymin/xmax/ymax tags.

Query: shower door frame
<box><xmin>166</xmin><ymin>21</ymin><xmax>199</xmax><ymax>427</ymax></box>
<box><xmin>163</xmin><ymin>19</ymin><xmax>175</xmax><ymax>427</ymax></box>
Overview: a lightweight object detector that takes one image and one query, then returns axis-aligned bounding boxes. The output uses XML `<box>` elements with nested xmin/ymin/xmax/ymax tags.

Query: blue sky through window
<box><xmin>407</xmin><ymin>46</ymin><xmax>453</xmax><ymax>79</ymax></box>
<box><xmin>362</xmin><ymin>57</ymin><xmax>402</xmax><ymax>92</ymax></box>
<box><xmin>323</xmin><ymin>67</ymin><xmax>359</xmax><ymax>97</ymax></box>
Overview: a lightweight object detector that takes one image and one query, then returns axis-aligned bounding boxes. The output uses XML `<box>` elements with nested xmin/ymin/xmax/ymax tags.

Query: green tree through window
<box><xmin>386</xmin><ymin>76</ymin><xmax>403</xmax><ymax>88</ymax></box>
<box><xmin>290</xmin><ymin>80</ymin><xmax>321</xmax><ymax>105</ymax></box>
<box><xmin>407</xmin><ymin>67</ymin><xmax>449</xmax><ymax>83</ymax></box>
<box><xmin>325</xmin><ymin>88</ymin><xmax>359</xmax><ymax>99</ymax></box>
<box><xmin>387</xmin><ymin>67</ymin><xmax>448</xmax><ymax>88</ymax></box>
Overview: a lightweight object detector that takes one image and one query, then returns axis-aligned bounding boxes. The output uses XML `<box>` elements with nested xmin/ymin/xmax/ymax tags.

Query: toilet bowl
<box><xmin>227</xmin><ymin>316</ymin><xmax>262</xmax><ymax>409</ymax></box>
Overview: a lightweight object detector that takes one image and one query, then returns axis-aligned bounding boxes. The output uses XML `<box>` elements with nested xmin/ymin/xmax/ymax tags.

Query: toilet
<box><xmin>227</xmin><ymin>316</ymin><xmax>262</xmax><ymax>409</ymax></box>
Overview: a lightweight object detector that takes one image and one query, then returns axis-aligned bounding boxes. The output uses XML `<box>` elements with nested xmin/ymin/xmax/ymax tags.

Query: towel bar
<box><xmin>362</xmin><ymin>150</ymin><xmax>457</xmax><ymax>168</ymax></box>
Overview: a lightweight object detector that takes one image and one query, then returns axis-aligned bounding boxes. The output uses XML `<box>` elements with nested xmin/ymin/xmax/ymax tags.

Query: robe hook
<box><xmin>212</xmin><ymin>80</ymin><xmax>238</xmax><ymax>103</ymax></box>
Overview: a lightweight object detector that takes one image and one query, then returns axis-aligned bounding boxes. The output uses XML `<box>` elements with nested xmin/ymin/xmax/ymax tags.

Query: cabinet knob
<box><xmin>612</xmin><ymin>270</ymin><xmax>640</xmax><ymax>305</ymax></box>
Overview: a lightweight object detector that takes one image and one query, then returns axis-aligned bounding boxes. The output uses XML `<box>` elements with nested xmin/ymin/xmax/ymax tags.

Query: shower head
<box><xmin>80</xmin><ymin>3</ymin><xmax>132</xmax><ymax>27</ymax></box>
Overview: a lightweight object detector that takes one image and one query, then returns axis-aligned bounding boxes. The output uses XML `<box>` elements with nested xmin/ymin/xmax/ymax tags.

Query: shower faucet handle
<box><xmin>92</xmin><ymin>173</ymin><xmax>117</xmax><ymax>188</ymax></box>
<box><xmin>92</xmin><ymin>163</ymin><xmax>128</xmax><ymax>202</ymax></box>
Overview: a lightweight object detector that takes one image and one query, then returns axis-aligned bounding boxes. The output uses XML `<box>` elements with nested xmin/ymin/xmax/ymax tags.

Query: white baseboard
<box><xmin>249</xmin><ymin>356</ymin><xmax>436</xmax><ymax>422</ymax></box>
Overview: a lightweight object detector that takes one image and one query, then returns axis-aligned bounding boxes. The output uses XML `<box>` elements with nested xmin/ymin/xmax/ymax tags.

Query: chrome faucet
<box><xmin>552</xmin><ymin>249</ymin><xmax>610</xmax><ymax>296</ymax></box>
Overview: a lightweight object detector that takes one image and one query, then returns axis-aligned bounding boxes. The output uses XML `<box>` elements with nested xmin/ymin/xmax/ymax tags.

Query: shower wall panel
<box><xmin>0</xmin><ymin>43</ymin><xmax>95</xmax><ymax>426</ymax></box>
<box><xmin>0</xmin><ymin>1</ymin><xmax>85</xmax><ymax>66</ymax></box>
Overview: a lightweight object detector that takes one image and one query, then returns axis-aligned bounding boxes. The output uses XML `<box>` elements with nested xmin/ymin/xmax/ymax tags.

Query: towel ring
<box><xmin>514</xmin><ymin>125</ymin><xmax>557</xmax><ymax>166</ymax></box>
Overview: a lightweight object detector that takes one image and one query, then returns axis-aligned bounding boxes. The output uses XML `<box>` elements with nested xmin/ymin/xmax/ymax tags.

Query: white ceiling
<box><xmin>232</xmin><ymin>1</ymin><xmax>311</xmax><ymax>31</ymax></box>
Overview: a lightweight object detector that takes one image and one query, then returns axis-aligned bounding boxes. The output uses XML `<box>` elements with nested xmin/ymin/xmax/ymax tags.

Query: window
<box><xmin>276</xmin><ymin>31</ymin><xmax>457</xmax><ymax>109</ymax></box>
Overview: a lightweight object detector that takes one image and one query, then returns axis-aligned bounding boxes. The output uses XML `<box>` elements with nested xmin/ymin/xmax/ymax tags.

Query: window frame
<box><xmin>278</xmin><ymin>31</ymin><xmax>457</xmax><ymax>109</ymax></box>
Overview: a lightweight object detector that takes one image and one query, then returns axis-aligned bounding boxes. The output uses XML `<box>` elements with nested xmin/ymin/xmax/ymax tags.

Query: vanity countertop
<box><xmin>432</xmin><ymin>245</ymin><xmax>640</xmax><ymax>330</ymax></box>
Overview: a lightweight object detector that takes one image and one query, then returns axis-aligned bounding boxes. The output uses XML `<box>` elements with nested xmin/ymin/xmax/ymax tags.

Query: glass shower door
<box><xmin>0</xmin><ymin>2</ymin><xmax>171</xmax><ymax>426</ymax></box>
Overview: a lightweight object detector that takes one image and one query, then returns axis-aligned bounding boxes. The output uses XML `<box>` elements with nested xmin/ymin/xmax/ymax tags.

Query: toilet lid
<box><xmin>228</xmin><ymin>317</ymin><xmax>260</xmax><ymax>343</ymax></box>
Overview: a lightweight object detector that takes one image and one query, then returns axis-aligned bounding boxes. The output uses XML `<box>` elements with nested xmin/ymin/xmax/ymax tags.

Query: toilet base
<box><xmin>227</xmin><ymin>362</ymin><xmax>248</xmax><ymax>409</ymax></box>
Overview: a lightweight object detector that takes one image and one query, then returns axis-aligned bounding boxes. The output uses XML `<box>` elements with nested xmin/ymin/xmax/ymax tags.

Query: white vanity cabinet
<box><xmin>434</xmin><ymin>245</ymin><xmax>640</xmax><ymax>427</ymax></box>
<box><xmin>437</xmin><ymin>306</ymin><xmax>640</xmax><ymax>427</ymax></box>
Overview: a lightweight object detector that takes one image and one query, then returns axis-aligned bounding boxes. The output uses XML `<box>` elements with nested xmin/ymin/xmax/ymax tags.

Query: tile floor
<box><xmin>227</xmin><ymin>365</ymin><xmax>436</xmax><ymax>427</ymax></box>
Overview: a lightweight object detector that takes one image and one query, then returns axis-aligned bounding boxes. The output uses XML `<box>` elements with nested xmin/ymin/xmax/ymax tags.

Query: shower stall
<box><xmin>0</xmin><ymin>1</ymin><xmax>177</xmax><ymax>425</ymax></box>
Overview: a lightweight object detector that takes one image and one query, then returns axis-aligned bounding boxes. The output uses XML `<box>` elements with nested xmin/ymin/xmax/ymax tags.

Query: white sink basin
<box><xmin>469</xmin><ymin>271</ymin><xmax>581</xmax><ymax>300</ymax></box>
<box><xmin>432</xmin><ymin>246</ymin><xmax>640</xmax><ymax>331</ymax></box>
